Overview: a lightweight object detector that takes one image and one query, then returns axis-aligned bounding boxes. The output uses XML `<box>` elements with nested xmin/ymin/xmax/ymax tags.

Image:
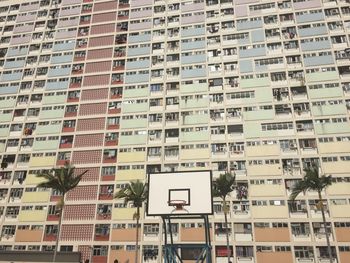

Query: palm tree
<box><xmin>290</xmin><ymin>166</ymin><xmax>333</xmax><ymax>263</ymax></box>
<box><xmin>114</xmin><ymin>180</ymin><xmax>147</xmax><ymax>263</ymax></box>
<box><xmin>36</xmin><ymin>163</ymin><xmax>87</xmax><ymax>262</ymax></box>
<box><xmin>213</xmin><ymin>172</ymin><xmax>236</xmax><ymax>263</ymax></box>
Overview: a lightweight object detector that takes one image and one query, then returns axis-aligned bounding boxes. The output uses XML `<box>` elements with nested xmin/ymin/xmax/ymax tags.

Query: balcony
<box><xmin>47</xmin><ymin>213</ymin><xmax>59</xmax><ymax>222</ymax></box>
<box><xmin>0</xmin><ymin>233</ymin><xmax>15</xmax><ymax>242</ymax></box>
<box><xmin>98</xmin><ymin>187</ymin><xmax>113</xmax><ymax>201</ymax></box>
<box><xmin>143</xmin><ymin>231</ymin><xmax>160</xmax><ymax>242</ymax></box>
<box><xmin>103</xmin><ymin>155</ymin><xmax>117</xmax><ymax>164</ymax></box>
<box><xmin>292</xmin><ymin>233</ymin><xmax>311</xmax><ymax>242</ymax></box>
<box><xmin>317</xmin><ymin>258</ymin><xmax>337</xmax><ymax>263</ymax></box>
<box><xmin>289</xmin><ymin>208</ymin><xmax>308</xmax><ymax>219</ymax></box>
<box><xmin>97</xmin><ymin>205</ymin><xmax>112</xmax><ymax>220</ymax></box>
<box><xmin>234</xmin><ymin>230</ymin><xmax>253</xmax><ymax>242</ymax></box>
<box><xmin>237</xmin><ymin>257</ymin><xmax>254</xmax><ymax>263</ymax></box>
<box><xmin>314</xmin><ymin>232</ymin><xmax>334</xmax><ymax>242</ymax></box>
<box><xmin>213</xmin><ymin>224</ymin><xmax>231</xmax><ymax>241</ymax></box>
<box><xmin>59</xmin><ymin>142</ymin><xmax>72</xmax><ymax>149</ymax></box>
<box><xmin>101</xmin><ymin>173</ymin><xmax>115</xmax><ymax>182</ymax></box>
<box><xmin>43</xmin><ymin>232</ymin><xmax>57</xmax><ymax>242</ymax></box>
<box><xmin>94</xmin><ymin>229</ymin><xmax>110</xmax><ymax>241</ymax></box>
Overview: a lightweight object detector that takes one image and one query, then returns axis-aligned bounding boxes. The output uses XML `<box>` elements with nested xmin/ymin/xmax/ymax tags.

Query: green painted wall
<box><xmin>183</xmin><ymin>114</ymin><xmax>209</xmax><ymax>125</ymax></box>
<box><xmin>120</xmin><ymin>118</ymin><xmax>148</xmax><ymax>129</ymax></box>
<box><xmin>122</xmin><ymin>103</ymin><xmax>148</xmax><ymax>113</ymax></box>
<box><xmin>315</xmin><ymin>122</ymin><xmax>350</xmax><ymax>135</ymax></box>
<box><xmin>243</xmin><ymin>109</ymin><xmax>275</xmax><ymax>121</ymax></box>
<box><xmin>39</xmin><ymin>109</ymin><xmax>64</xmax><ymax>119</ymax></box>
<box><xmin>42</xmin><ymin>94</ymin><xmax>66</xmax><ymax>105</ymax></box>
<box><xmin>181</xmin><ymin>131</ymin><xmax>209</xmax><ymax>142</ymax></box>
<box><xmin>305</xmin><ymin>71</ymin><xmax>339</xmax><ymax>83</ymax></box>
<box><xmin>32</xmin><ymin>140</ymin><xmax>59</xmax><ymax>151</ymax></box>
<box><xmin>180</xmin><ymin>98</ymin><xmax>209</xmax><ymax>109</ymax></box>
<box><xmin>311</xmin><ymin>104</ymin><xmax>347</xmax><ymax>116</ymax></box>
<box><xmin>308</xmin><ymin>87</ymin><xmax>343</xmax><ymax>99</ymax></box>
<box><xmin>0</xmin><ymin>99</ymin><xmax>16</xmax><ymax>109</ymax></box>
<box><xmin>0</xmin><ymin>127</ymin><xmax>10</xmax><ymax>137</ymax></box>
<box><xmin>240</xmin><ymin>77</ymin><xmax>270</xmax><ymax>89</ymax></box>
<box><xmin>180</xmin><ymin>83</ymin><xmax>207</xmax><ymax>93</ymax></box>
<box><xmin>0</xmin><ymin>113</ymin><xmax>12</xmax><ymax>122</ymax></box>
<box><xmin>119</xmin><ymin>134</ymin><xmax>147</xmax><ymax>145</ymax></box>
<box><xmin>123</xmin><ymin>88</ymin><xmax>149</xmax><ymax>98</ymax></box>
<box><xmin>36</xmin><ymin>124</ymin><xmax>61</xmax><ymax>135</ymax></box>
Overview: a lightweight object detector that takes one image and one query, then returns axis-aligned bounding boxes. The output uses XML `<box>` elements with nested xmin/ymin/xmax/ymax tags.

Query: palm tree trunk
<box><xmin>135</xmin><ymin>207</ymin><xmax>140</xmax><ymax>263</ymax></box>
<box><xmin>223</xmin><ymin>201</ymin><xmax>230</xmax><ymax>263</ymax></box>
<box><xmin>53</xmin><ymin>197</ymin><xmax>64</xmax><ymax>262</ymax></box>
<box><xmin>318</xmin><ymin>192</ymin><xmax>333</xmax><ymax>263</ymax></box>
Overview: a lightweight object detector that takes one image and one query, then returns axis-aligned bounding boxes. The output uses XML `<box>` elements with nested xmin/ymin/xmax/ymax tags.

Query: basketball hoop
<box><xmin>168</xmin><ymin>200</ymin><xmax>189</xmax><ymax>214</ymax></box>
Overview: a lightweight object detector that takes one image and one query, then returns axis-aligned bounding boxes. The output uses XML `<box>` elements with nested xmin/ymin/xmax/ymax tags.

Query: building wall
<box><xmin>0</xmin><ymin>0</ymin><xmax>349</xmax><ymax>262</ymax></box>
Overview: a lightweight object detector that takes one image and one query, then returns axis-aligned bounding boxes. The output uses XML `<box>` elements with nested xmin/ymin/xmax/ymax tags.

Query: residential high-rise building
<box><xmin>0</xmin><ymin>0</ymin><xmax>350</xmax><ymax>262</ymax></box>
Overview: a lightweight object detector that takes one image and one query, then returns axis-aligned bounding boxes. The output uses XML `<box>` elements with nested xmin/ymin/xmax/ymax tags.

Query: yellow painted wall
<box><xmin>246</xmin><ymin>145</ymin><xmax>280</xmax><ymax>157</ymax></box>
<box><xmin>116</xmin><ymin>169</ymin><xmax>144</xmax><ymax>181</ymax></box>
<box><xmin>181</xmin><ymin>149</ymin><xmax>210</xmax><ymax>160</ymax></box>
<box><xmin>112</xmin><ymin>207</ymin><xmax>143</xmax><ymax>220</ymax></box>
<box><xmin>327</xmin><ymin>183</ymin><xmax>350</xmax><ymax>195</ymax></box>
<box><xmin>25</xmin><ymin>173</ymin><xmax>47</xmax><ymax>186</ymax></box>
<box><xmin>249</xmin><ymin>184</ymin><xmax>285</xmax><ymax>197</ymax></box>
<box><xmin>251</xmin><ymin>206</ymin><xmax>289</xmax><ymax>219</ymax></box>
<box><xmin>323</xmin><ymin>162</ymin><xmax>350</xmax><ymax>174</ymax></box>
<box><xmin>18</xmin><ymin>210</ymin><xmax>47</xmax><ymax>222</ymax></box>
<box><xmin>118</xmin><ymin>152</ymin><xmax>146</xmax><ymax>163</ymax></box>
<box><xmin>247</xmin><ymin>164</ymin><xmax>281</xmax><ymax>176</ymax></box>
<box><xmin>319</xmin><ymin>141</ymin><xmax>350</xmax><ymax>154</ymax></box>
<box><xmin>29</xmin><ymin>156</ymin><xmax>56</xmax><ymax>167</ymax></box>
<box><xmin>22</xmin><ymin>191</ymin><xmax>50</xmax><ymax>203</ymax></box>
<box><xmin>330</xmin><ymin>205</ymin><xmax>350</xmax><ymax>218</ymax></box>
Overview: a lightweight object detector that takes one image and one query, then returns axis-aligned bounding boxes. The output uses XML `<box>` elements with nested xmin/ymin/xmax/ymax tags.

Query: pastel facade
<box><xmin>0</xmin><ymin>0</ymin><xmax>349</xmax><ymax>262</ymax></box>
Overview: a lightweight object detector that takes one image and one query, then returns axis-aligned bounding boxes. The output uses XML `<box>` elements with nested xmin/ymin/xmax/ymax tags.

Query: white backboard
<box><xmin>147</xmin><ymin>170</ymin><xmax>213</xmax><ymax>216</ymax></box>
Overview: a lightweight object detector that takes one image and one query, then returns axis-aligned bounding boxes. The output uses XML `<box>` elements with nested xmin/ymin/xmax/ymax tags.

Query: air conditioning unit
<box><xmin>233</xmin><ymin>204</ymin><xmax>241</xmax><ymax>211</ymax></box>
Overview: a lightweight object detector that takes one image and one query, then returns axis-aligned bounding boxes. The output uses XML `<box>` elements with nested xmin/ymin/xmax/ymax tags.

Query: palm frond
<box><xmin>114</xmin><ymin>180</ymin><xmax>147</xmax><ymax>208</ymax></box>
<box><xmin>319</xmin><ymin>175</ymin><xmax>333</xmax><ymax>191</ymax></box>
<box><xmin>289</xmin><ymin>179</ymin><xmax>308</xmax><ymax>200</ymax></box>
<box><xmin>213</xmin><ymin>172</ymin><xmax>236</xmax><ymax>200</ymax></box>
<box><xmin>35</xmin><ymin>164</ymin><xmax>87</xmax><ymax>195</ymax></box>
<box><xmin>290</xmin><ymin>166</ymin><xmax>332</xmax><ymax>200</ymax></box>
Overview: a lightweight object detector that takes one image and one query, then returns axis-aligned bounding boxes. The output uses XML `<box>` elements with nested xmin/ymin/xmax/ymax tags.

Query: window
<box><xmin>143</xmin><ymin>224</ymin><xmax>159</xmax><ymax>235</ymax></box>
